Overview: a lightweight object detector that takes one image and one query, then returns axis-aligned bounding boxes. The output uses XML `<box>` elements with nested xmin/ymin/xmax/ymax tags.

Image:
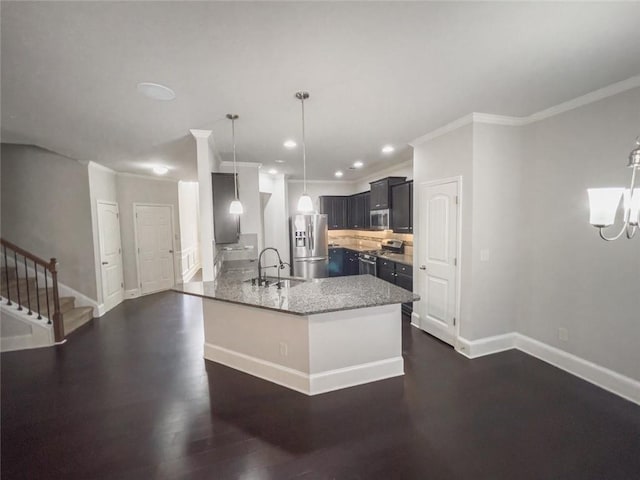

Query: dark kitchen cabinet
<box><xmin>347</xmin><ymin>192</ymin><xmax>370</xmax><ymax>229</ymax></box>
<box><xmin>363</xmin><ymin>192</ymin><xmax>371</xmax><ymax>229</ymax></box>
<box><xmin>391</xmin><ymin>181</ymin><xmax>413</xmax><ymax>233</ymax></box>
<box><xmin>377</xmin><ymin>259</ymin><xmax>413</xmax><ymax>313</ymax></box>
<box><xmin>369</xmin><ymin>176</ymin><xmax>406</xmax><ymax>210</ymax></box>
<box><xmin>344</xmin><ymin>249</ymin><xmax>360</xmax><ymax>275</ymax></box>
<box><xmin>328</xmin><ymin>248</ymin><xmax>345</xmax><ymax>277</ymax></box>
<box><xmin>211</xmin><ymin>173</ymin><xmax>240</xmax><ymax>244</ymax></box>
<box><xmin>320</xmin><ymin>196</ymin><xmax>347</xmax><ymax>230</ymax></box>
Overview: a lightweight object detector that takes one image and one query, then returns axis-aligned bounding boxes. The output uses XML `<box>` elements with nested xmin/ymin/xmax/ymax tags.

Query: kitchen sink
<box><xmin>245</xmin><ymin>276</ymin><xmax>307</xmax><ymax>288</ymax></box>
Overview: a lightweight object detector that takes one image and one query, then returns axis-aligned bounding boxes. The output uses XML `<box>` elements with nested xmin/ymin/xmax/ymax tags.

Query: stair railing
<box><xmin>1</xmin><ymin>238</ymin><xmax>64</xmax><ymax>342</ymax></box>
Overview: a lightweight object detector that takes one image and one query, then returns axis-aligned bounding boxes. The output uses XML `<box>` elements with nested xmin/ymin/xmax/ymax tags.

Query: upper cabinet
<box><xmin>347</xmin><ymin>192</ymin><xmax>370</xmax><ymax>229</ymax></box>
<box><xmin>390</xmin><ymin>181</ymin><xmax>413</xmax><ymax>233</ymax></box>
<box><xmin>319</xmin><ymin>196</ymin><xmax>347</xmax><ymax>230</ymax></box>
<box><xmin>211</xmin><ymin>173</ymin><xmax>240</xmax><ymax>244</ymax></box>
<box><xmin>369</xmin><ymin>177</ymin><xmax>406</xmax><ymax>210</ymax></box>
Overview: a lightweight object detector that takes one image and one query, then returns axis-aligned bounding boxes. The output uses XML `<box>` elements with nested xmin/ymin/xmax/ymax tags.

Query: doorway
<box><xmin>97</xmin><ymin>201</ymin><xmax>124</xmax><ymax>312</ymax></box>
<box><xmin>134</xmin><ymin>204</ymin><xmax>176</xmax><ymax>295</ymax></box>
<box><xmin>416</xmin><ymin>178</ymin><xmax>461</xmax><ymax>346</ymax></box>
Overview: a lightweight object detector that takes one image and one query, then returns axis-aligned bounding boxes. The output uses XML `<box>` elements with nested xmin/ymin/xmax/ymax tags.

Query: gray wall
<box><xmin>413</xmin><ymin>124</ymin><xmax>475</xmax><ymax>338</ymax></box>
<box><xmin>413</xmin><ymin>86</ymin><xmax>640</xmax><ymax>382</ymax></box>
<box><xmin>116</xmin><ymin>174</ymin><xmax>181</xmax><ymax>291</ymax></box>
<box><xmin>1</xmin><ymin>144</ymin><xmax>97</xmax><ymax>299</ymax></box>
<box><xmin>519</xmin><ymin>87</ymin><xmax>640</xmax><ymax>381</ymax></box>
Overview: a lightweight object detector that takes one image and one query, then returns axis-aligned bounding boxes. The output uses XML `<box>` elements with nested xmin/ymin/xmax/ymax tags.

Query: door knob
<box><xmin>419</xmin><ymin>265</ymin><xmax>426</xmax><ymax>270</ymax></box>
<box><xmin>102</xmin><ymin>262</ymin><xmax>109</xmax><ymax>265</ymax></box>
<box><xmin>169</xmin><ymin>250</ymin><xmax>174</xmax><ymax>253</ymax></box>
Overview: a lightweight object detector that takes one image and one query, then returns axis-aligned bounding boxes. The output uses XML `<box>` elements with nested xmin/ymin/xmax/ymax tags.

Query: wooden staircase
<box><xmin>1</xmin><ymin>239</ymin><xmax>94</xmax><ymax>346</ymax></box>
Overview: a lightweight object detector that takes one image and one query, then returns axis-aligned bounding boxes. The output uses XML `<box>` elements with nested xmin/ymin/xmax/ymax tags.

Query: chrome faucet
<box><xmin>256</xmin><ymin>247</ymin><xmax>286</xmax><ymax>288</ymax></box>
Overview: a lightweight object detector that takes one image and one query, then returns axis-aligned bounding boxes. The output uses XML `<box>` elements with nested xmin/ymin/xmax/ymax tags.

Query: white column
<box><xmin>190</xmin><ymin>129</ymin><xmax>216</xmax><ymax>281</ymax></box>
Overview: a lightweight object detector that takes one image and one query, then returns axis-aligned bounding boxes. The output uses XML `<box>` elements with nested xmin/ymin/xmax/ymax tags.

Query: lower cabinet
<box><xmin>328</xmin><ymin>248</ymin><xmax>359</xmax><ymax>277</ymax></box>
<box><xmin>377</xmin><ymin>259</ymin><xmax>413</xmax><ymax>314</ymax></box>
<box><xmin>328</xmin><ymin>248</ymin><xmax>345</xmax><ymax>277</ymax></box>
<box><xmin>344</xmin><ymin>249</ymin><xmax>360</xmax><ymax>275</ymax></box>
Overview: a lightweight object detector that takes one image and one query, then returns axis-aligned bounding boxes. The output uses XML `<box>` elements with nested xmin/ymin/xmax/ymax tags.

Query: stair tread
<box><xmin>63</xmin><ymin>306</ymin><xmax>93</xmax><ymax>335</ymax></box>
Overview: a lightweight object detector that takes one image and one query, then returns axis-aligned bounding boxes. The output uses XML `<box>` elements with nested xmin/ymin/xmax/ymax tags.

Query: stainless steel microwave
<box><xmin>370</xmin><ymin>209</ymin><xmax>390</xmax><ymax>230</ymax></box>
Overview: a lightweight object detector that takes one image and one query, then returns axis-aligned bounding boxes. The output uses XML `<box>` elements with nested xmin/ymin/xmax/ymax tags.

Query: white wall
<box><xmin>260</xmin><ymin>173</ymin><xmax>290</xmax><ymax>266</ymax></box>
<box><xmin>1</xmin><ymin>144</ymin><xmax>97</xmax><ymax>299</ymax></box>
<box><xmin>88</xmin><ymin>162</ymin><xmax>118</xmax><ymax>304</ymax></box>
<box><xmin>116</xmin><ymin>173</ymin><xmax>181</xmax><ymax>292</ymax></box>
<box><xmin>519</xmin><ymin>87</ymin><xmax>640</xmax><ymax>381</ymax></box>
<box><xmin>178</xmin><ymin>181</ymin><xmax>200</xmax><ymax>282</ymax></box>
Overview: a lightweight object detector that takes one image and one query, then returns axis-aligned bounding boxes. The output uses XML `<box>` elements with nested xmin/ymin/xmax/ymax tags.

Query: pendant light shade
<box><xmin>226</xmin><ymin>114</ymin><xmax>243</xmax><ymax>215</ymax></box>
<box><xmin>295</xmin><ymin>91</ymin><xmax>314</xmax><ymax>213</ymax></box>
<box><xmin>297</xmin><ymin>194</ymin><xmax>313</xmax><ymax>213</ymax></box>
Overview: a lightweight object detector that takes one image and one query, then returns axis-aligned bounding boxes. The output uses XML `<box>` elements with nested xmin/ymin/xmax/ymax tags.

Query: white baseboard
<box><xmin>410</xmin><ymin>311</ymin><xmax>420</xmax><ymax>329</ymax></box>
<box><xmin>124</xmin><ymin>289</ymin><xmax>140</xmax><ymax>299</ymax></box>
<box><xmin>456</xmin><ymin>333</ymin><xmax>516</xmax><ymax>359</ymax></box>
<box><xmin>514</xmin><ymin>334</ymin><xmax>640</xmax><ymax>406</ymax></box>
<box><xmin>182</xmin><ymin>264</ymin><xmax>201</xmax><ymax>283</ymax></box>
<box><xmin>455</xmin><ymin>332</ymin><xmax>640</xmax><ymax>405</ymax></box>
<box><xmin>204</xmin><ymin>343</ymin><xmax>404</xmax><ymax>396</ymax></box>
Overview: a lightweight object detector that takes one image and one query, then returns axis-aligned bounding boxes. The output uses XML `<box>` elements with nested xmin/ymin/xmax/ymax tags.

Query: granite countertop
<box><xmin>329</xmin><ymin>243</ymin><xmax>413</xmax><ymax>266</ymax></box>
<box><xmin>174</xmin><ymin>260</ymin><xmax>419</xmax><ymax>316</ymax></box>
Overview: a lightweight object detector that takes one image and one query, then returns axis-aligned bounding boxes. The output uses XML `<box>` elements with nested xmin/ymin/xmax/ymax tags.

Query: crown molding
<box><xmin>116</xmin><ymin>171</ymin><xmax>178</xmax><ymax>183</ymax></box>
<box><xmin>411</xmin><ymin>74</ymin><xmax>640</xmax><ymax>146</ymax></box>
<box><xmin>287</xmin><ymin>179</ymin><xmax>352</xmax><ymax>185</ymax></box>
<box><xmin>220</xmin><ymin>160</ymin><xmax>262</xmax><ymax>169</ymax></box>
<box><xmin>190</xmin><ymin>129</ymin><xmax>212</xmax><ymax>139</ymax></box>
<box><xmin>88</xmin><ymin>161</ymin><xmax>117</xmax><ymax>174</ymax></box>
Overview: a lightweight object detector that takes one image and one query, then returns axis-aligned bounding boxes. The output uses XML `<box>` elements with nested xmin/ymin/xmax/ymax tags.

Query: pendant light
<box><xmin>227</xmin><ymin>114</ymin><xmax>244</xmax><ymax>215</ymax></box>
<box><xmin>295</xmin><ymin>91</ymin><xmax>314</xmax><ymax>213</ymax></box>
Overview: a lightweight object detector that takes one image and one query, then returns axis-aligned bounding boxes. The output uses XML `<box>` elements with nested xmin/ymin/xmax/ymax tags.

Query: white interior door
<box><xmin>97</xmin><ymin>201</ymin><xmax>124</xmax><ymax>312</ymax></box>
<box><xmin>417</xmin><ymin>180</ymin><xmax>459</xmax><ymax>345</ymax></box>
<box><xmin>135</xmin><ymin>205</ymin><xmax>175</xmax><ymax>295</ymax></box>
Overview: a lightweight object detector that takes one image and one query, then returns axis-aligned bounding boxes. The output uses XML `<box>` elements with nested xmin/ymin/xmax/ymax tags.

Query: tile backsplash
<box><xmin>328</xmin><ymin>230</ymin><xmax>413</xmax><ymax>256</ymax></box>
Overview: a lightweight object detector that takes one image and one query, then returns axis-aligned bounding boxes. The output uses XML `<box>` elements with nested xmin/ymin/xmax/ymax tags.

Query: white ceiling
<box><xmin>2</xmin><ymin>2</ymin><xmax>640</xmax><ymax>181</ymax></box>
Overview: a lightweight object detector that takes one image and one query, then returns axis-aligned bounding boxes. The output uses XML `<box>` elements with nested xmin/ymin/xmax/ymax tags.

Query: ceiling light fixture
<box><xmin>382</xmin><ymin>145</ymin><xmax>395</xmax><ymax>154</ymax></box>
<box><xmin>227</xmin><ymin>114</ymin><xmax>244</xmax><ymax>215</ymax></box>
<box><xmin>587</xmin><ymin>135</ymin><xmax>640</xmax><ymax>240</ymax></box>
<box><xmin>295</xmin><ymin>91</ymin><xmax>314</xmax><ymax>213</ymax></box>
<box><xmin>284</xmin><ymin>140</ymin><xmax>297</xmax><ymax>149</ymax></box>
<box><xmin>275</xmin><ymin>159</ymin><xmax>286</xmax><ymax>164</ymax></box>
<box><xmin>137</xmin><ymin>82</ymin><xmax>176</xmax><ymax>101</ymax></box>
<box><xmin>153</xmin><ymin>166</ymin><xmax>169</xmax><ymax>175</ymax></box>
<box><xmin>268</xmin><ymin>169</ymin><xmax>278</xmax><ymax>175</ymax></box>
<box><xmin>335</xmin><ymin>171</ymin><xmax>344</xmax><ymax>178</ymax></box>
<box><xmin>353</xmin><ymin>160</ymin><xmax>364</xmax><ymax>168</ymax></box>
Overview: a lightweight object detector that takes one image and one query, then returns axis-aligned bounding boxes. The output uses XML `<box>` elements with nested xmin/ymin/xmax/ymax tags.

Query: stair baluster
<box><xmin>3</xmin><ymin>246</ymin><xmax>11</xmax><ymax>306</ymax></box>
<box><xmin>34</xmin><ymin>262</ymin><xmax>42</xmax><ymax>320</ymax></box>
<box><xmin>44</xmin><ymin>270</ymin><xmax>51</xmax><ymax>323</ymax></box>
<box><xmin>24</xmin><ymin>255</ymin><xmax>32</xmax><ymax>315</ymax></box>
<box><xmin>14</xmin><ymin>251</ymin><xmax>22</xmax><ymax>311</ymax></box>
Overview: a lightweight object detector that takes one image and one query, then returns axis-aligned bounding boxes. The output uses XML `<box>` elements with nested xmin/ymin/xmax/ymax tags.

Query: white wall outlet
<box><xmin>558</xmin><ymin>327</ymin><xmax>569</xmax><ymax>342</ymax></box>
<box><xmin>279</xmin><ymin>341</ymin><xmax>288</xmax><ymax>357</ymax></box>
<box><xmin>480</xmin><ymin>249</ymin><xmax>490</xmax><ymax>262</ymax></box>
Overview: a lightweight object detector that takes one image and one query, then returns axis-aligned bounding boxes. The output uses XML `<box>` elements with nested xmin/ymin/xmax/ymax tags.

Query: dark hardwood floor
<box><xmin>2</xmin><ymin>292</ymin><xmax>639</xmax><ymax>479</ymax></box>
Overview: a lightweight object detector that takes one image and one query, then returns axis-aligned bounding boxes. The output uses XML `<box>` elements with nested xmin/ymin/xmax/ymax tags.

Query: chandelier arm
<box><xmin>598</xmin><ymin>222</ymin><xmax>629</xmax><ymax>242</ymax></box>
<box><xmin>625</xmin><ymin>224</ymin><xmax>637</xmax><ymax>239</ymax></box>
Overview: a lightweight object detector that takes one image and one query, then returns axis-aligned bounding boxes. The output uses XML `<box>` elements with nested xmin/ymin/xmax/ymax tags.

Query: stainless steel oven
<box><xmin>358</xmin><ymin>253</ymin><xmax>377</xmax><ymax>276</ymax></box>
<box><xmin>369</xmin><ymin>209</ymin><xmax>389</xmax><ymax>231</ymax></box>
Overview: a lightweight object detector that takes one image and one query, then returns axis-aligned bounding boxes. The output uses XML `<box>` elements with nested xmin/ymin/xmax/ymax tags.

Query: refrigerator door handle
<box><xmin>309</xmin><ymin>222</ymin><xmax>314</xmax><ymax>251</ymax></box>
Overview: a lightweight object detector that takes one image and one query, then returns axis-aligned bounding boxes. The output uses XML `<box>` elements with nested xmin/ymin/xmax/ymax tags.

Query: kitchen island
<box><xmin>174</xmin><ymin>259</ymin><xmax>419</xmax><ymax>395</ymax></box>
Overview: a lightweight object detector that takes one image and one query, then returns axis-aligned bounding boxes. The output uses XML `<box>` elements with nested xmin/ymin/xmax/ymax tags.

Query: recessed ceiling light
<box><xmin>137</xmin><ymin>82</ymin><xmax>176</xmax><ymax>101</ymax></box>
<box><xmin>268</xmin><ymin>169</ymin><xmax>278</xmax><ymax>175</ymax></box>
<box><xmin>335</xmin><ymin>171</ymin><xmax>344</xmax><ymax>178</ymax></box>
<box><xmin>153</xmin><ymin>166</ymin><xmax>169</xmax><ymax>175</ymax></box>
<box><xmin>382</xmin><ymin>145</ymin><xmax>394</xmax><ymax>154</ymax></box>
<box><xmin>275</xmin><ymin>159</ymin><xmax>285</xmax><ymax>164</ymax></box>
<box><xmin>353</xmin><ymin>160</ymin><xmax>364</xmax><ymax>168</ymax></box>
<box><xmin>283</xmin><ymin>140</ymin><xmax>297</xmax><ymax>149</ymax></box>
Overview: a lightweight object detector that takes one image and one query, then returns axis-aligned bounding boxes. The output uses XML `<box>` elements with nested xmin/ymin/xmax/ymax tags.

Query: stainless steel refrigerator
<box><xmin>290</xmin><ymin>214</ymin><xmax>329</xmax><ymax>279</ymax></box>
